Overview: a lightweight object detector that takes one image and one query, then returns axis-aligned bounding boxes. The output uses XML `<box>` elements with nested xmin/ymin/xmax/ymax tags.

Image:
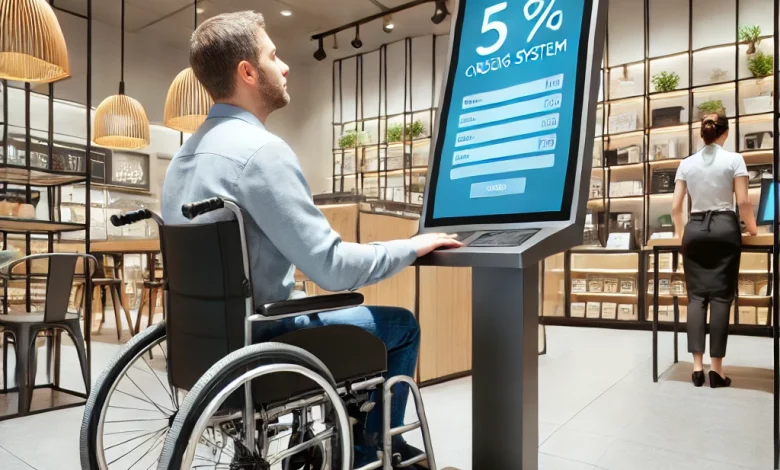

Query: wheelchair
<box><xmin>79</xmin><ymin>197</ymin><xmax>437</xmax><ymax>470</ymax></box>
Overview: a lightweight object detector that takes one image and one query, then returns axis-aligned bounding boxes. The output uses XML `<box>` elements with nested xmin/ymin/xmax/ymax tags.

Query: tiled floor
<box><xmin>0</xmin><ymin>320</ymin><xmax>775</xmax><ymax>469</ymax></box>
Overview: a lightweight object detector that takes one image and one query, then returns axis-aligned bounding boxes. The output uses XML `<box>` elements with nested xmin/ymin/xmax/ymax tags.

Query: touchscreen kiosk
<box><xmin>416</xmin><ymin>0</ymin><xmax>606</xmax><ymax>468</ymax></box>
<box><xmin>758</xmin><ymin>178</ymin><xmax>776</xmax><ymax>227</ymax></box>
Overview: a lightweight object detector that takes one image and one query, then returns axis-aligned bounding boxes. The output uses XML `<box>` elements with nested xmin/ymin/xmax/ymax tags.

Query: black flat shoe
<box><xmin>692</xmin><ymin>370</ymin><xmax>705</xmax><ymax>387</ymax></box>
<box><xmin>709</xmin><ymin>370</ymin><xmax>732</xmax><ymax>388</ymax></box>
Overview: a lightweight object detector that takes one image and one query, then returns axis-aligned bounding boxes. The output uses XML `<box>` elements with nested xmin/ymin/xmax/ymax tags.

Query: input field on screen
<box><xmin>462</xmin><ymin>74</ymin><xmax>563</xmax><ymax>110</ymax></box>
<box><xmin>454</xmin><ymin>113</ymin><xmax>560</xmax><ymax>148</ymax></box>
<box><xmin>458</xmin><ymin>94</ymin><xmax>562</xmax><ymax>129</ymax></box>
<box><xmin>450</xmin><ymin>154</ymin><xmax>555</xmax><ymax>180</ymax></box>
<box><xmin>452</xmin><ymin>134</ymin><xmax>557</xmax><ymax>166</ymax></box>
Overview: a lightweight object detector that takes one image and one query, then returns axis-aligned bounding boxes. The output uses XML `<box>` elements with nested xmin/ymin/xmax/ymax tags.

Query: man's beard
<box><xmin>257</xmin><ymin>67</ymin><xmax>290</xmax><ymax>113</ymax></box>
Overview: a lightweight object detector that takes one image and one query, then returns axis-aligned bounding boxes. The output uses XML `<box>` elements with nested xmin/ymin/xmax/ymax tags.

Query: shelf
<box><xmin>648</xmin><ymin>158</ymin><xmax>683</xmax><ymax>169</ymax></box>
<box><xmin>571</xmin><ymin>292</ymin><xmax>639</xmax><ymax>300</ymax></box>
<box><xmin>608</xmin><ymin>195</ymin><xmax>644</xmax><ymax>201</ymax></box>
<box><xmin>742</xmin><ymin>150</ymin><xmax>773</xmax><ymax>165</ymax></box>
<box><xmin>571</xmin><ymin>268</ymin><xmax>638</xmax><ymax>274</ymax></box>
<box><xmin>649</xmin><ymin>89</ymin><xmax>690</xmax><ymax>100</ymax></box>
<box><xmin>649</xmin><ymin>124</ymin><xmax>689</xmax><ymax>134</ymax></box>
<box><xmin>692</xmin><ymin>81</ymin><xmax>736</xmax><ymax>93</ymax></box>
<box><xmin>739</xmin><ymin>112</ymin><xmax>774</xmax><ymax>123</ymax></box>
<box><xmin>606</xmin><ymin>130</ymin><xmax>644</xmax><ymax>139</ymax></box>
<box><xmin>606</xmin><ymin>95</ymin><xmax>645</xmax><ymax>105</ymax></box>
<box><xmin>0</xmin><ymin>166</ymin><xmax>88</xmax><ymax>187</ymax></box>
<box><xmin>0</xmin><ymin>217</ymin><xmax>85</xmax><ymax>234</ymax></box>
<box><xmin>608</xmin><ymin>162</ymin><xmax>644</xmax><ymax>172</ymax></box>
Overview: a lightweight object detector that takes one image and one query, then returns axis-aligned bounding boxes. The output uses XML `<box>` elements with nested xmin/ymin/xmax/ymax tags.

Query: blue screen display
<box><xmin>759</xmin><ymin>180</ymin><xmax>775</xmax><ymax>225</ymax></box>
<box><xmin>431</xmin><ymin>0</ymin><xmax>588</xmax><ymax>221</ymax></box>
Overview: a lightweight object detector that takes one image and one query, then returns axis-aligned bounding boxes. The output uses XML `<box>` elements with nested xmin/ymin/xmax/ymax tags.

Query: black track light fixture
<box><xmin>431</xmin><ymin>0</ymin><xmax>448</xmax><ymax>24</ymax></box>
<box><xmin>383</xmin><ymin>15</ymin><xmax>394</xmax><ymax>33</ymax></box>
<box><xmin>314</xmin><ymin>38</ymin><xmax>327</xmax><ymax>61</ymax></box>
<box><xmin>351</xmin><ymin>25</ymin><xmax>363</xmax><ymax>49</ymax></box>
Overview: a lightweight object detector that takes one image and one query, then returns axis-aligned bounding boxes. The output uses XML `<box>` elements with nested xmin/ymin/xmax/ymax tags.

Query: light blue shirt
<box><xmin>162</xmin><ymin>104</ymin><xmax>418</xmax><ymax>305</ymax></box>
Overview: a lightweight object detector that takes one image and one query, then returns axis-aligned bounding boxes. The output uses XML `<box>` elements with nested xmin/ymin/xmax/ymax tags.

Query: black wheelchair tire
<box><xmin>157</xmin><ymin>342</ymin><xmax>348</xmax><ymax>470</ymax></box>
<box><xmin>80</xmin><ymin>322</ymin><xmax>168</xmax><ymax>470</ymax></box>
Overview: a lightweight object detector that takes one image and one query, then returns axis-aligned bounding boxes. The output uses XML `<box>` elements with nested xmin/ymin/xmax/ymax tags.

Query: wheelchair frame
<box><xmin>97</xmin><ymin>197</ymin><xmax>436</xmax><ymax>470</ymax></box>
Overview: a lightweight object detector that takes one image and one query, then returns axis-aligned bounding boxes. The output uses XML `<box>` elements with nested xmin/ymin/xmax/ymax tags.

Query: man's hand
<box><xmin>411</xmin><ymin>233</ymin><xmax>463</xmax><ymax>257</ymax></box>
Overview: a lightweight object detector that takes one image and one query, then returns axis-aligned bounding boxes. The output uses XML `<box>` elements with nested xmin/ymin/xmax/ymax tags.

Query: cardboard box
<box><xmin>572</xmin><ymin>278</ymin><xmax>587</xmax><ymax>293</ymax></box>
<box><xmin>571</xmin><ymin>302</ymin><xmax>586</xmax><ymax>318</ymax></box>
<box><xmin>618</xmin><ymin>304</ymin><xmax>636</xmax><ymax>321</ymax></box>
<box><xmin>758</xmin><ymin>307</ymin><xmax>769</xmax><ymax>325</ymax></box>
<box><xmin>588</xmin><ymin>276</ymin><xmax>604</xmax><ymax>293</ymax></box>
<box><xmin>602</xmin><ymin>302</ymin><xmax>617</xmax><ymax>320</ymax></box>
<box><xmin>586</xmin><ymin>302</ymin><xmax>601</xmax><ymax>319</ymax></box>
<box><xmin>739</xmin><ymin>306</ymin><xmax>757</xmax><ymax>325</ymax></box>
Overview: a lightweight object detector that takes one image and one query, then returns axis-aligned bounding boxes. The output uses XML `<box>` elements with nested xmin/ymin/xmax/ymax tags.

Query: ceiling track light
<box><xmin>351</xmin><ymin>25</ymin><xmax>363</xmax><ymax>49</ymax></box>
<box><xmin>383</xmin><ymin>15</ymin><xmax>394</xmax><ymax>33</ymax></box>
<box><xmin>431</xmin><ymin>0</ymin><xmax>449</xmax><ymax>24</ymax></box>
<box><xmin>314</xmin><ymin>38</ymin><xmax>327</xmax><ymax>61</ymax></box>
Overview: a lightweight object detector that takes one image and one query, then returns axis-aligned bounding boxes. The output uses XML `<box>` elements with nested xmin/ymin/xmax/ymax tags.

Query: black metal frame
<box><xmin>0</xmin><ymin>0</ymin><xmax>93</xmax><ymax>418</ymax></box>
<box><xmin>330</xmin><ymin>35</ymin><xmax>443</xmax><ymax>204</ymax></box>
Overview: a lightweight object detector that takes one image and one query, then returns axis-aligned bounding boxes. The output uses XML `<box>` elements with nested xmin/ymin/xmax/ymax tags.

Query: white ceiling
<box><xmin>54</xmin><ymin>0</ymin><xmax>453</xmax><ymax>64</ymax></box>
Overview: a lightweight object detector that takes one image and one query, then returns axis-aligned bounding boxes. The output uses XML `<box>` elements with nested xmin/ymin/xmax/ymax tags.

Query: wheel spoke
<box><xmin>108</xmin><ymin>405</ymin><xmax>165</xmax><ymax>413</ymax></box>
<box><xmin>127</xmin><ymin>428</ymin><xmax>167</xmax><ymax>469</ymax></box>
<box><xmin>105</xmin><ymin>427</ymin><xmax>167</xmax><ymax>451</ymax></box>
<box><xmin>141</xmin><ymin>352</ymin><xmax>174</xmax><ymax>405</ymax></box>
<box><xmin>107</xmin><ymin>428</ymin><xmax>167</xmax><ymax>466</ymax></box>
<box><xmin>125</xmin><ymin>374</ymin><xmax>176</xmax><ymax>415</ymax></box>
<box><xmin>113</xmin><ymin>388</ymin><xmax>171</xmax><ymax>414</ymax></box>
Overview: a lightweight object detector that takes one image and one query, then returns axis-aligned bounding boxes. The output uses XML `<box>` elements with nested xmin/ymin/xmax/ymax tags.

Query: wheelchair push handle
<box><xmin>182</xmin><ymin>197</ymin><xmax>225</xmax><ymax>220</ymax></box>
<box><xmin>110</xmin><ymin>209</ymin><xmax>153</xmax><ymax>227</ymax></box>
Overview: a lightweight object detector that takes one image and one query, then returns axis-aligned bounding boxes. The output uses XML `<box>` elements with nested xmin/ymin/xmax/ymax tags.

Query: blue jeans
<box><xmin>252</xmin><ymin>306</ymin><xmax>421</xmax><ymax>459</ymax></box>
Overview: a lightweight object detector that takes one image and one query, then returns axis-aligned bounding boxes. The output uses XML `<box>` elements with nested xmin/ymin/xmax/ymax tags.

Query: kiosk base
<box><xmin>472</xmin><ymin>265</ymin><xmax>539</xmax><ymax>469</ymax></box>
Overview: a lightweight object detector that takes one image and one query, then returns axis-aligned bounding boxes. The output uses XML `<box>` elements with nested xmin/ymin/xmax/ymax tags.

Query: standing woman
<box><xmin>672</xmin><ymin>113</ymin><xmax>758</xmax><ymax>388</ymax></box>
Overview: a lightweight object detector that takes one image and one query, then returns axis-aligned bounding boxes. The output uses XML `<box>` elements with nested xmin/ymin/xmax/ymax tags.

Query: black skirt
<box><xmin>681</xmin><ymin>211</ymin><xmax>741</xmax><ymax>298</ymax></box>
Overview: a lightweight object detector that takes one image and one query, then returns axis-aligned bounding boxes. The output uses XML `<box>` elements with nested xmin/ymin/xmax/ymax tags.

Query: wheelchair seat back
<box><xmin>160</xmin><ymin>217</ymin><xmax>388</xmax><ymax>397</ymax></box>
<box><xmin>161</xmin><ymin>219</ymin><xmax>250</xmax><ymax>391</ymax></box>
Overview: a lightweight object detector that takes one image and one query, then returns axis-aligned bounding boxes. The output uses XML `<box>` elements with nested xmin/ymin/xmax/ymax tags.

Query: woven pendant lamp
<box><xmin>164</xmin><ymin>67</ymin><xmax>212</xmax><ymax>133</ymax></box>
<box><xmin>163</xmin><ymin>1</ymin><xmax>212</xmax><ymax>133</ymax></box>
<box><xmin>0</xmin><ymin>0</ymin><xmax>70</xmax><ymax>83</ymax></box>
<box><xmin>93</xmin><ymin>0</ymin><xmax>150</xmax><ymax>149</ymax></box>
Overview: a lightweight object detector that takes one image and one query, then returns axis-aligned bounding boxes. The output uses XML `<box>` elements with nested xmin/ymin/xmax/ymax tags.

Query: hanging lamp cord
<box><xmin>194</xmin><ymin>0</ymin><xmax>197</xmax><ymax>30</ymax></box>
<box><xmin>119</xmin><ymin>0</ymin><xmax>126</xmax><ymax>94</ymax></box>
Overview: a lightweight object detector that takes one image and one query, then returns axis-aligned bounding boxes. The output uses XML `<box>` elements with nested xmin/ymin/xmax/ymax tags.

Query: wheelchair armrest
<box><xmin>257</xmin><ymin>293</ymin><xmax>364</xmax><ymax>317</ymax></box>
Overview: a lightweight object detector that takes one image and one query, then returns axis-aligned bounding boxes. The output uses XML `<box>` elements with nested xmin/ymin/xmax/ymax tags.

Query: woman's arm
<box><xmin>735</xmin><ymin>176</ymin><xmax>758</xmax><ymax>235</ymax></box>
<box><xmin>672</xmin><ymin>180</ymin><xmax>687</xmax><ymax>238</ymax></box>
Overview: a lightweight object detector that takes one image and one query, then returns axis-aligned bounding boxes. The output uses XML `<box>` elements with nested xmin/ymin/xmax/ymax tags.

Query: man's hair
<box><xmin>190</xmin><ymin>11</ymin><xmax>266</xmax><ymax>100</ymax></box>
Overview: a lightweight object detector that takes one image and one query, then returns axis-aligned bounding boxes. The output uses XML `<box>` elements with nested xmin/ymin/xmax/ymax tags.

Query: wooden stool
<box><xmin>135</xmin><ymin>280</ymin><xmax>164</xmax><ymax>334</ymax></box>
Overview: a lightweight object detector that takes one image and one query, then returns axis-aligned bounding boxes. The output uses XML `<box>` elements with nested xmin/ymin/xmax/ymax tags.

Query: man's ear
<box><xmin>236</xmin><ymin>61</ymin><xmax>257</xmax><ymax>87</ymax></box>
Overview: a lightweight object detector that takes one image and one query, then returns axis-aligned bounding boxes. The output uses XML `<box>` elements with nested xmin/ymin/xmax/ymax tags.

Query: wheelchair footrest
<box><xmin>390</xmin><ymin>421</ymin><xmax>421</xmax><ymax>437</ymax></box>
<box><xmin>394</xmin><ymin>452</ymin><xmax>428</xmax><ymax>468</ymax></box>
<box><xmin>355</xmin><ymin>453</ymin><xmax>384</xmax><ymax>470</ymax></box>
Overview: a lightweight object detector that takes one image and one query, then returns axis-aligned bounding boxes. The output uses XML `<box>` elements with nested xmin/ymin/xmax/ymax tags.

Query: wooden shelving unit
<box><xmin>541</xmin><ymin>0</ymin><xmax>777</xmax><ymax>333</ymax></box>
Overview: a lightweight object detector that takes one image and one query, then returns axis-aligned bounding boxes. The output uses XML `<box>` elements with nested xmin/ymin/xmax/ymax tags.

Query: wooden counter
<box><xmin>301</xmin><ymin>204</ymin><xmax>472</xmax><ymax>385</ymax></box>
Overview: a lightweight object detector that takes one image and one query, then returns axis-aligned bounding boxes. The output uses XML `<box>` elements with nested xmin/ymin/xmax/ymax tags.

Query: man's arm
<box><xmin>236</xmin><ymin>140</ymin><xmax>418</xmax><ymax>292</ymax></box>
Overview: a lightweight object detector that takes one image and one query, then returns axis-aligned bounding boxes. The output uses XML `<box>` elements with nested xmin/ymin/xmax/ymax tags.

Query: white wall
<box><xmin>26</xmin><ymin>10</ymin><xmax>190</xmax><ymax>124</ymax></box>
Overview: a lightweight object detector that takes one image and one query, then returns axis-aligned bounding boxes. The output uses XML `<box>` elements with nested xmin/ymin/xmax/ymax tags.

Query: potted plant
<box><xmin>651</xmin><ymin>71</ymin><xmax>680</xmax><ymax>93</ymax></box>
<box><xmin>739</xmin><ymin>25</ymin><xmax>762</xmax><ymax>55</ymax></box>
<box><xmin>748</xmin><ymin>51</ymin><xmax>774</xmax><ymax>78</ymax></box>
<box><xmin>338</xmin><ymin>129</ymin><xmax>368</xmax><ymax>149</ymax></box>
<box><xmin>405</xmin><ymin>120</ymin><xmax>425</xmax><ymax>140</ymax></box>
<box><xmin>387</xmin><ymin>123</ymin><xmax>403</xmax><ymax>143</ymax></box>
<box><xmin>697</xmin><ymin>99</ymin><xmax>725</xmax><ymax>120</ymax></box>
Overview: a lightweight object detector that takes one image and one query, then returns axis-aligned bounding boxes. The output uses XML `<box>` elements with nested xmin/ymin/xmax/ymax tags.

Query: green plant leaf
<box><xmin>748</xmin><ymin>51</ymin><xmax>774</xmax><ymax>78</ymax></box>
<box><xmin>651</xmin><ymin>71</ymin><xmax>680</xmax><ymax>93</ymax></box>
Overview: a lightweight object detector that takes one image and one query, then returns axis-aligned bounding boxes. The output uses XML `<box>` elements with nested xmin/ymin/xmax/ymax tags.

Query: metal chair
<box><xmin>0</xmin><ymin>253</ymin><xmax>97</xmax><ymax>414</ymax></box>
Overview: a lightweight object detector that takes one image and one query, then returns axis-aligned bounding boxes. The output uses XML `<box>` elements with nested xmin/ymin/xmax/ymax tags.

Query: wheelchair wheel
<box><xmin>157</xmin><ymin>343</ymin><xmax>352</xmax><ymax>470</ymax></box>
<box><xmin>80</xmin><ymin>322</ymin><xmax>177</xmax><ymax>469</ymax></box>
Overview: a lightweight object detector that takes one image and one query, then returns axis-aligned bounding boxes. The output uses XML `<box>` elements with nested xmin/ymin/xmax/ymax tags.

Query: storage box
<box><xmin>602</xmin><ymin>302</ymin><xmax>617</xmax><ymax>320</ymax></box>
<box><xmin>743</xmin><ymin>95</ymin><xmax>773</xmax><ymax>115</ymax></box>
<box><xmin>620</xmin><ymin>277</ymin><xmax>637</xmax><ymax>295</ymax></box>
<box><xmin>588</xmin><ymin>275</ymin><xmax>604</xmax><ymax>293</ymax></box>
<box><xmin>571</xmin><ymin>302</ymin><xmax>586</xmax><ymax>318</ymax></box>
<box><xmin>670</xmin><ymin>275</ymin><xmax>685</xmax><ymax>295</ymax></box>
<box><xmin>658</xmin><ymin>279</ymin><xmax>671</xmax><ymax>295</ymax></box>
<box><xmin>758</xmin><ymin>307</ymin><xmax>770</xmax><ymax>325</ymax></box>
<box><xmin>756</xmin><ymin>279</ymin><xmax>769</xmax><ymax>296</ymax></box>
<box><xmin>603</xmin><ymin>277</ymin><xmax>619</xmax><ymax>294</ymax></box>
<box><xmin>618</xmin><ymin>304</ymin><xmax>637</xmax><ymax>321</ymax></box>
<box><xmin>572</xmin><ymin>278</ymin><xmax>587</xmax><ymax>293</ymax></box>
<box><xmin>652</xmin><ymin>106</ymin><xmax>684</xmax><ymax>127</ymax></box>
<box><xmin>739</xmin><ymin>306</ymin><xmax>757</xmax><ymax>325</ymax></box>
<box><xmin>586</xmin><ymin>302</ymin><xmax>601</xmax><ymax>319</ymax></box>
<box><xmin>738</xmin><ymin>278</ymin><xmax>755</xmax><ymax>296</ymax></box>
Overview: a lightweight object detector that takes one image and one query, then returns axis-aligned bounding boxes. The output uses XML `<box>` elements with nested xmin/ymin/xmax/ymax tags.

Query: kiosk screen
<box><xmin>426</xmin><ymin>0</ymin><xmax>593</xmax><ymax>227</ymax></box>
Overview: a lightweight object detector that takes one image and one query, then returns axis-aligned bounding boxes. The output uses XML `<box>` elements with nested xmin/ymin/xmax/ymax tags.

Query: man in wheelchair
<box><xmin>160</xmin><ymin>11</ymin><xmax>460</xmax><ymax>468</ymax></box>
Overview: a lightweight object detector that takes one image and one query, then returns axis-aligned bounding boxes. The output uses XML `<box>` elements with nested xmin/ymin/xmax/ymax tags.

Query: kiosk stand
<box><xmin>416</xmin><ymin>0</ymin><xmax>607</xmax><ymax>467</ymax></box>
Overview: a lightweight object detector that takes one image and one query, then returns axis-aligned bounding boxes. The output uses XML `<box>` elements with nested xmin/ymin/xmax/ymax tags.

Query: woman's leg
<box><xmin>709</xmin><ymin>295</ymin><xmax>733</xmax><ymax>375</ymax></box>
<box><xmin>686</xmin><ymin>293</ymin><xmax>708</xmax><ymax>371</ymax></box>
